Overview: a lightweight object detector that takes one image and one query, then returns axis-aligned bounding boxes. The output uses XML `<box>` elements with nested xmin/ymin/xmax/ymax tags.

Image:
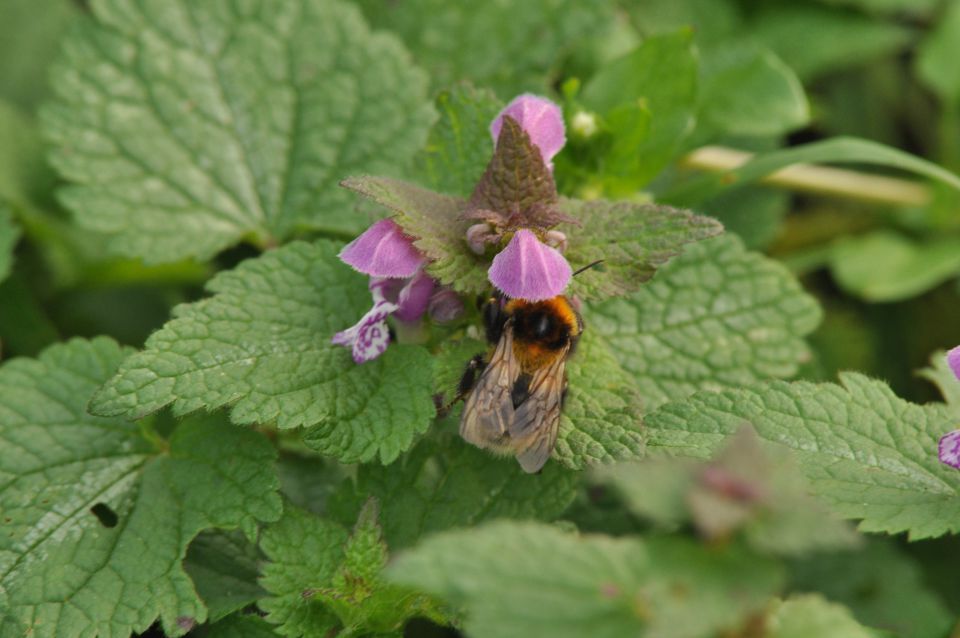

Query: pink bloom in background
<box><xmin>333</xmin><ymin>219</ymin><xmax>436</xmax><ymax>363</ymax></box>
<box><xmin>938</xmin><ymin>345</ymin><xmax>960</xmax><ymax>469</ymax></box>
<box><xmin>490</xmin><ymin>94</ymin><xmax>566</xmax><ymax>170</ymax></box>
<box><xmin>488</xmin><ymin>230</ymin><xmax>572</xmax><ymax>301</ymax></box>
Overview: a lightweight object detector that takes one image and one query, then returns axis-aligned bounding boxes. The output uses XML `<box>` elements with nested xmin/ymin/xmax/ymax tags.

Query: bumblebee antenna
<box><xmin>573</xmin><ymin>259</ymin><xmax>604</xmax><ymax>277</ymax></box>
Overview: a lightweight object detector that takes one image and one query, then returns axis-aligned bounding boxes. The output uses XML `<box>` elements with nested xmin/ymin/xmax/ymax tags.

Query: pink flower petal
<box><xmin>395</xmin><ymin>270</ymin><xmax>435</xmax><ymax>322</ymax></box>
<box><xmin>490</xmin><ymin>94</ymin><xmax>566</xmax><ymax>167</ymax></box>
<box><xmin>331</xmin><ymin>300</ymin><xmax>398</xmax><ymax>364</ymax></box>
<box><xmin>940</xmin><ymin>430</ymin><xmax>960</xmax><ymax>469</ymax></box>
<box><xmin>338</xmin><ymin>219</ymin><xmax>425</xmax><ymax>278</ymax></box>
<box><xmin>948</xmin><ymin>346</ymin><xmax>960</xmax><ymax>382</ymax></box>
<box><xmin>488</xmin><ymin>229</ymin><xmax>572</xmax><ymax>301</ymax></box>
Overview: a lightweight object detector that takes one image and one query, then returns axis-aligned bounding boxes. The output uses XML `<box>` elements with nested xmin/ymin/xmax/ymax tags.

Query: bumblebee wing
<box><xmin>460</xmin><ymin>320</ymin><xmax>521</xmax><ymax>448</ymax></box>
<box><xmin>509</xmin><ymin>347</ymin><xmax>569</xmax><ymax>473</ymax></box>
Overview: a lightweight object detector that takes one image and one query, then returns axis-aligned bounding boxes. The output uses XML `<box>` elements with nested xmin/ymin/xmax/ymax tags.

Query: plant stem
<box><xmin>681</xmin><ymin>146</ymin><xmax>932</xmax><ymax>207</ymax></box>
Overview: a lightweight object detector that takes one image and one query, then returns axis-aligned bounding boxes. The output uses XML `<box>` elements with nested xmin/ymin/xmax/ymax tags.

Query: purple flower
<box><xmin>339</xmin><ymin>218</ymin><xmax>425</xmax><ymax>278</ymax></box>
<box><xmin>490</xmin><ymin>94</ymin><xmax>566</xmax><ymax>170</ymax></box>
<box><xmin>937</xmin><ymin>346</ymin><xmax>960</xmax><ymax>469</ymax></box>
<box><xmin>488</xmin><ymin>229</ymin><xmax>572</xmax><ymax>301</ymax></box>
<box><xmin>333</xmin><ymin>220</ymin><xmax>437</xmax><ymax>363</ymax></box>
<box><xmin>940</xmin><ymin>431</ymin><xmax>960</xmax><ymax>470</ymax></box>
<box><xmin>948</xmin><ymin>345</ymin><xmax>960</xmax><ymax>381</ymax></box>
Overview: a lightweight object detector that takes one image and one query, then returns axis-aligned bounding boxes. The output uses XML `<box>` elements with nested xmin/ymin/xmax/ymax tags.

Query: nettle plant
<box><xmin>3</xmin><ymin>1</ymin><xmax>960</xmax><ymax>638</ymax></box>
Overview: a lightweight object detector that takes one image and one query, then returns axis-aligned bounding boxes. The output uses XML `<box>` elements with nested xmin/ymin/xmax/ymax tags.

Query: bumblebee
<box><xmin>458</xmin><ymin>294</ymin><xmax>583</xmax><ymax>473</ymax></box>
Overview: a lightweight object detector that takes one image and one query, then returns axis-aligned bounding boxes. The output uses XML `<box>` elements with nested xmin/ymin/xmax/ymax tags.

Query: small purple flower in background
<box><xmin>938</xmin><ymin>345</ymin><xmax>960</xmax><ymax>469</ymax></box>
<box><xmin>478</xmin><ymin>94</ymin><xmax>574</xmax><ymax>301</ymax></box>
<box><xmin>490</xmin><ymin>93</ymin><xmax>566</xmax><ymax>170</ymax></box>
<box><xmin>333</xmin><ymin>219</ymin><xmax>438</xmax><ymax>363</ymax></box>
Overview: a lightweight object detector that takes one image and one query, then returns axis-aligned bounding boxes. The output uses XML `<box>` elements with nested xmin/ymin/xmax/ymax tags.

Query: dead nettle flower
<box><xmin>939</xmin><ymin>346</ymin><xmax>960</xmax><ymax>469</ymax></box>
<box><xmin>465</xmin><ymin>94</ymin><xmax>576</xmax><ymax>301</ymax></box>
<box><xmin>332</xmin><ymin>219</ymin><xmax>460</xmax><ymax>363</ymax></box>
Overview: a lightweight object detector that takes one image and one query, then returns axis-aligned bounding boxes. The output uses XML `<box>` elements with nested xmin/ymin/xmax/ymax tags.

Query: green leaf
<box><xmin>598</xmin><ymin>426</ymin><xmax>859</xmax><ymax>556</ymax></box>
<box><xmin>355</xmin><ymin>0</ymin><xmax>614</xmax><ymax>95</ymax></box>
<box><xmin>259</xmin><ymin>504</ymin><xmax>447</xmax><ymax>637</ymax></box>
<box><xmin>0</xmin><ymin>337</ymin><xmax>282</xmax><ymax>637</ymax></box>
<box><xmin>789</xmin><ymin>540</ymin><xmax>954</xmax><ymax>638</ymax></box>
<box><xmin>701</xmin><ymin>185</ymin><xmax>788</xmax><ymax>249</ymax></box>
<box><xmin>201</xmin><ymin>614</ymin><xmax>281</xmax><ymax>638</ymax></box>
<box><xmin>89</xmin><ymin>240</ymin><xmax>436</xmax><ymax>464</ymax></box>
<box><xmin>766</xmin><ymin>595</ymin><xmax>877</xmax><ymax>638</ymax></box>
<box><xmin>416</xmin><ymin>85</ymin><xmax>502</xmax><ymax>197</ymax></box>
<box><xmin>917</xmin><ymin>0</ymin><xmax>960</xmax><ymax>105</ymax></box>
<box><xmin>259</xmin><ymin>506</ymin><xmax>347</xmax><ymax>637</ymax></box>
<box><xmin>918</xmin><ymin>349</ymin><xmax>960</xmax><ymax>414</ymax></box>
<box><xmin>314</xmin><ymin>500</ymin><xmax>448</xmax><ymax>635</ymax></box>
<box><xmin>623</xmin><ymin>0</ymin><xmax>742</xmax><ymax>45</ymax></box>
<box><xmin>588</xmin><ymin>234</ymin><xmax>821</xmax><ymax>411</ymax></box>
<box><xmin>43</xmin><ymin>0</ymin><xmax>435</xmax><ymax>263</ymax></box>
<box><xmin>329</xmin><ymin>434</ymin><xmax>580</xmax><ymax>550</ymax></box>
<box><xmin>664</xmin><ymin>137</ymin><xmax>960</xmax><ymax>205</ymax></box>
<box><xmin>0</xmin><ymin>0</ymin><xmax>79</xmax><ymax>110</ymax></box>
<box><xmin>185</xmin><ymin>530</ymin><xmax>266</xmax><ymax>623</ymax></box>
<box><xmin>0</xmin><ymin>202</ymin><xmax>19</xmax><ymax>284</ymax></box>
<box><xmin>276</xmin><ymin>452</ymin><xmax>350</xmax><ymax>517</ymax></box>
<box><xmin>697</xmin><ymin>42</ymin><xmax>809</xmax><ymax>139</ymax></box>
<box><xmin>579</xmin><ymin>30</ymin><xmax>698</xmax><ymax>190</ymax></box>
<box><xmin>829</xmin><ymin>231</ymin><xmax>960</xmax><ymax>302</ymax></box>
<box><xmin>646</xmin><ymin>373</ymin><xmax>960</xmax><ymax>539</ymax></box>
<box><xmin>554</xmin><ymin>330</ymin><xmax>646</xmax><ymax>469</ymax></box>
<box><xmin>562</xmin><ymin>197</ymin><xmax>724</xmax><ymax>300</ymax></box>
<box><xmin>387</xmin><ymin>521</ymin><xmax>784</xmax><ymax>638</ymax></box>
<box><xmin>748</xmin><ymin>5</ymin><xmax>912</xmax><ymax>81</ymax></box>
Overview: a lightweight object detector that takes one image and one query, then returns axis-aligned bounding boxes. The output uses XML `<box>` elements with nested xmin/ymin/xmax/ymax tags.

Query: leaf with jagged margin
<box><xmin>767</xmin><ymin>595</ymin><xmax>879</xmax><ymax>638</ymax></box>
<box><xmin>554</xmin><ymin>329</ymin><xmax>646</xmax><ymax>469</ymax></box>
<box><xmin>562</xmin><ymin>197</ymin><xmax>724</xmax><ymax>300</ymax></box>
<box><xmin>258</xmin><ymin>504</ymin><xmax>448</xmax><ymax>637</ymax></box>
<box><xmin>416</xmin><ymin>85</ymin><xmax>502</xmax><ymax>197</ymax></box>
<box><xmin>0</xmin><ymin>202</ymin><xmax>19</xmax><ymax>283</ymax></box>
<box><xmin>387</xmin><ymin>521</ymin><xmax>784</xmax><ymax>638</ymax></box>
<box><xmin>89</xmin><ymin>240</ymin><xmax>436</xmax><ymax>464</ymax></box>
<box><xmin>788</xmin><ymin>540</ymin><xmax>954</xmax><ymax>638</ymax></box>
<box><xmin>329</xmin><ymin>434</ymin><xmax>580</xmax><ymax>550</ymax></box>
<box><xmin>596</xmin><ymin>426</ymin><xmax>859</xmax><ymax>556</ymax></box>
<box><xmin>340</xmin><ymin>176</ymin><xmax>722</xmax><ymax>300</ymax></box>
<box><xmin>185</xmin><ymin>530</ymin><xmax>265</xmax><ymax>623</ymax></box>
<box><xmin>354</xmin><ymin>0</ymin><xmax>615</xmax><ymax>95</ymax></box>
<box><xmin>0</xmin><ymin>337</ymin><xmax>282</xmax><ymax>638</ymax></box>
<box><xmin>646</xmin><ymin>373</ymin><xmax>960</xmax><ymax>539</ymax></box>
<box><xmin>42</xmin><ymin>0</ymin><xmax>435</xmax><ymax>263</ymax></box>
<box><xmin>587</xmin><ymin>234</ymin><xmax>821</xmax><ymax>412</ymax></box>
<box><xmin>313</xmin><ymin>500</ymin><xmax>449</xmax><ymax>634</ymax></box>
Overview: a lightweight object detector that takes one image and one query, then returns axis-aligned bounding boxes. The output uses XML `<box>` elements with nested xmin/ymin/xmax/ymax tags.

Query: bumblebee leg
<box><xmin>457</xmin><ymin>354</ymin><xmax>487</xmax><ymax>396</ymax></box>
<box><xmin>438</xmin><ymin>354</ymin><xmax>487</xmax><ymax>418</ymax></box>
